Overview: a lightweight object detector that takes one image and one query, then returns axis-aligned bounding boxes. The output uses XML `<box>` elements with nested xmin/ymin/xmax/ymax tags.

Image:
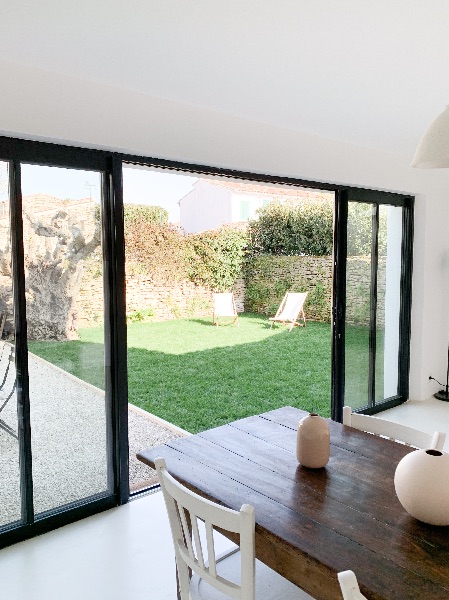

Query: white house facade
<box><xmin>179</xmin><ymin>178</ymin><xmax>331</xmax><ymax>233</ymax></box>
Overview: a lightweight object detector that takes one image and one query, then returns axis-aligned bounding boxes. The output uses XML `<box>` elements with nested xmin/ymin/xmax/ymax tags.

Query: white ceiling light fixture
<box><xmin>411</xmin><ymin>105</ymin><xmax>449</xmax><ymax>168</ymax></box>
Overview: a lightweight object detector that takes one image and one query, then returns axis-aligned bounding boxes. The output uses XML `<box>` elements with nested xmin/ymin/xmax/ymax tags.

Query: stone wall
<box><xmin>77</xmin><ymin>274</ymin><xmax>246</xmax><ymax>326</ymax></box>
<box><xmin>76</xmin><ymin>256</ymin><xmax>386</xmax><ymax>328</ymax></box>
<box><xmin>346</xmin><ymin>256</ymin><xmax>386</xmax><ymax>327</ymax></box>
<box><xmin>243</xmin><ymin>255</ymin><xmax>386</xmax><ymax>326</ymax></box>
<box><xmin>244</xmin><ymin>255</ymin><xmax>333</xmax><ymax>322</ymax></box>
<box><xmin>1</xmin><ymin>254</ymin><xmax>387</xmax><ymax>334</ymax></box>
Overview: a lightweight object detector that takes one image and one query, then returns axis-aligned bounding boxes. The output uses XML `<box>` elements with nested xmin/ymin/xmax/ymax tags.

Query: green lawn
<box><xmin>345</xmin><ymin>325</ymin><xmax>385</xmax><ymax>410</ymax></box>
<box><xmin>29</xmin><ymin>314</ymin><xmax>333</xmax><ymax>433</ymax></box>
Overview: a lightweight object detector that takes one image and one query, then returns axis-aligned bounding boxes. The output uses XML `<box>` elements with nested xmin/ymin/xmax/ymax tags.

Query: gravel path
<box><xmin>0</xmin><ymin>348</ymin><xmax>185</xmax><ymax>526</ymax></box>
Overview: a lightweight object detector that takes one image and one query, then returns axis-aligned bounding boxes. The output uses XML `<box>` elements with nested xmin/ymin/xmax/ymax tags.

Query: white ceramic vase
<box><xmin>394</xmin><ymin>448</ymin><xmax>449</xmax><ymax>526</ymax></box>
<box><xmin>296</xmin><ymin>413</ymin><xmax>330</xmax><ymax>469</ymax></box>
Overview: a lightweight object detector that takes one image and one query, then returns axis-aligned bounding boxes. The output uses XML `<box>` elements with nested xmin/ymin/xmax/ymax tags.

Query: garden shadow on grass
<box><xmin>30</xmin><ymin>320</ymin><xmax>333</xmax><ymax>434</ymax></box>
<box><xmin>29</xmin><ymin>319</ymin><xmax>383</xmax><ymax>434</ymax></box>
<box><xmin>127</xmin><ymin>327</ymin><xmax>332</xmax><ymax>433</ymax></box>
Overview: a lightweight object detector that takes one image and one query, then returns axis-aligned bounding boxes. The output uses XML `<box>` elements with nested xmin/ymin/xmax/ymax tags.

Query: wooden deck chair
<box><xmin>343</xmin><ymin>406</ymin><xmax>446</xmax><ymax>450</ymax></box>
<box><xmin>212</xmin><ymin>293</ymin><xmax>238</xmax><ymax>326</ymax></box>
<box><xmin>269</xmin><ymin>292</ymin><xmax>308</xmax><ymax>332</ymax></box>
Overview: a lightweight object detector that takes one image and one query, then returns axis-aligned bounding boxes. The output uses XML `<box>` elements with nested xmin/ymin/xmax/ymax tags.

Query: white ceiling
<box><xmin>1</xmin><ymin>0</ymin><xmax>449</xmax><ymax>158</ymax></box>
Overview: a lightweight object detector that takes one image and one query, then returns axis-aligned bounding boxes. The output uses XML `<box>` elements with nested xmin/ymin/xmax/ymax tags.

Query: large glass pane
<box><xmin>376</xmin><ymin>205</ymin><xmax>402</xmax><ymax>400</ymax></box>
<box><xmin>123</xmin><ymin>165</ymin><xmax>197</xmax><ymax>494</ymax></box>
<box><xmin>21</xmin><ymin>164</ymin><xmax>109</xmax><ymax>515</ymax></box>
<box><xmin>345</xmin><ymin>202</ymin><xmax>373</xmax><ymax>409</ymax></box>
<box><xmin>0</xmin><ymin>161</ymin><xmax>20</xmax><ymax>527</ymax></box>
<box><xmin>344</xmin><ymin>202</ymin><xmax>403</xmax><ymax>411</ymax></box>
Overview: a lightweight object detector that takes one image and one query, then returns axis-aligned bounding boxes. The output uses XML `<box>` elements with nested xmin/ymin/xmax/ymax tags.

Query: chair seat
<box><xmin>190</xmin><ymin>548</ymin><xmax>314</xmax><ymax>600</ymax></box>
<box><xmin>269</xmin><ymin>292</ymin><xmax>308</xmax><ymax>331</ymax></box>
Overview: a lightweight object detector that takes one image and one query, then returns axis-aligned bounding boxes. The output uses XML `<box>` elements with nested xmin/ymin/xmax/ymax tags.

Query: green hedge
<box><xmin>248</xmin><ymin>202</ymin><xmax>333</xmax><ymax>256</ymax></box>
<box><xmin>125</xmin><ymin>219</ymin><xmax>248</xmax><ymax>290</ymax></box>
<box><xmin>247</xmin><ymin>201</ymin><xmax>387</xmax><ymax>257</ymax></box>
<box><xmin>124</xmin><ymin>203</ymin><xmax>168</xmax><ymax>226</ymax></box>
<box><xmin>188</xmin><ymin>226</ymin><xmax>248</xmax><ymax>292</ymax></box>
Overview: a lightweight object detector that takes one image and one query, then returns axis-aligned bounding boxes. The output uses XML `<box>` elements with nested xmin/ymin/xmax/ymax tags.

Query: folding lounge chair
<box><xmin>212</xmin><ymin>293</ymin><xmax>238</xmax><ymax>326</ymax></box>
<box><xmin>269</xmin><ymin>291</ymin><xmax>308</xmax><ymax>332</ymax></box>
<box><xmin>0</xmin><ymin>312</ymin><xmax>6</xmax><ymax>340</ymax></box>
<box><xmin>0</xmin><ymin>346</ymin><xmax>17</xmax><ymax>439</ymax></box>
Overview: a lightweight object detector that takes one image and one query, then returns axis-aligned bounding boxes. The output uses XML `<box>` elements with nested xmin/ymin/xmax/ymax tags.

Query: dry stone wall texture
<box><xmin>76</xmin><ymin>257</ymin><xmax>384</xmax><ymax>328</ymax></box>
<box><xmin>77</xmin><ymin>275</ymin><xmax>246</xmax><ymax>326</ymax></box>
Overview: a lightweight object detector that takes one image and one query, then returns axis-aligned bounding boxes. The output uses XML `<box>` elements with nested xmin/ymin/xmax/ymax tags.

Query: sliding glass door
<box><xmin>0</xmin><ymin>161</ymin><xmax>21</xmax><ymax>528</ymax></box>
<box><xmin>21</xmin><ymin>165</ymin><xmax>110</xmax><ymax>516</ymax></box>
<box><xmin>0</xmin><ymin>133</ymin><xmax>415</xmax><ymax>547</ymax></box>
<box><xmin>332</xmin><ymin>189</ymin><xmax>413</xmax><ymax>420</ymax></box>
<box><xmin>0</xmin><ymin>149</ymin><xmax>127</xmax><ymax>548</ymax></box>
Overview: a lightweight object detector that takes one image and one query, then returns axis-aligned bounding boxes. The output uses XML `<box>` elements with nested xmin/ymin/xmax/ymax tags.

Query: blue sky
<box><xmin>17</xmin><ymin>164</ymin><xmax>198</xmax><ymax>222</ymax></box>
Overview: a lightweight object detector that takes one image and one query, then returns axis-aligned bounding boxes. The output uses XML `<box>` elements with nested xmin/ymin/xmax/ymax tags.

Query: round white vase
<box><xmin>394</xmin><ymin>448</ymin><xmax>449</xmax><ymax>526</ymax></box>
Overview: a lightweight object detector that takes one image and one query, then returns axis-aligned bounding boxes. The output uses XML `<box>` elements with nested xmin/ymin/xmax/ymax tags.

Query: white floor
<box><xmin>380</xmin><ymin>397</ymin><xmax>449</xmax><ymax>452</ymax></box>
<box><xmin>0</xmin><ymin>397</ymin><xmax>448</xmax><ymax>600</ymax></box>
<box><xmin>0</xmin><ymin>491</ymin><xmax>179</xmax><ymax>600</ymax></box>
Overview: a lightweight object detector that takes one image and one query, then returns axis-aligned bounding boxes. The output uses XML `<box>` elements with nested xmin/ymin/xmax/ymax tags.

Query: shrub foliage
<box><xmin>124</xmin><ymin>203</ymin><xmax>168</xmax><ymax>226</ymax></box>
<box><xmin>125</xmin><ymin>219</ymin><xmax>191</xmax><ymax>282</ymax></box>
<box><xmin>248</xmin><ymin>200</ymin><xmax>386</xmax><ymax>257</ymax></box>
<box><xmin>347</xmin><ymin>203</ymin><xmax>387</xmax><ymax>256</ymax></box>
<box><xmin>189</xmin><ymin>226</ymin><xmax>248</xmax><ymax>292</ymax></box>
<box><xmin>248</xmin><ymin>201</ymin><xmax>334</xmax><ymax>256</ymax></box>
<box><xmin>125</xmin><ymin>218</ymin><xmax>248</xmax><ymax>290</ymax></box>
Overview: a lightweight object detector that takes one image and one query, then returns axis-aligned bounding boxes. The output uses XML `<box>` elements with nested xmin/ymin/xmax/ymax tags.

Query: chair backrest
<box><xmin>0</xmin><ymin>312</ymin><xmax>6</xmax><ymax>339</ymax></box>
<box><xmin>0</xmin><ymin>345</ymin><xmax>15</xmax><ymax>391</ymax></box>
<box><xmin>213</xmin><ymin>293</ymin><xmax>237</xmax><ymax>317</ymax></box>
<box><xmin>343</xmin><ymin>406</ymin><xmax>446</xmax><ymax>451</ymax></box>
<box><xmin>276</xmin><ymin>292</ymin><xmax>307</xmax><ymax>321</ymax></box>
<box><xmin>155</xmin><ymin>457</ymin><xmax>255</xmax><ymax>600</ymax></box>
<box><xmin>338</xmin><ymin>570</ymin><xmax>367</xmax><ymax>600</ymax></box>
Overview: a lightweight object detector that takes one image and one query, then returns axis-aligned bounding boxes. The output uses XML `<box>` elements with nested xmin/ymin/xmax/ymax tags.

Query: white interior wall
<box><xmin>1</xmin><ymin>58</ymin><xmax>449</xmax><ymax>401</ymax></box>
<box><xmin>383</xmin><ymin>206</ymin><xmax>403</xmax><ymax>397</ymax></box>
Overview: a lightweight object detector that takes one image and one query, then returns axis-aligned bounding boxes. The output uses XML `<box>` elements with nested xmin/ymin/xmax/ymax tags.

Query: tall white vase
<box><xmin>394</xmin><ymin>448</ymin><xmax>449</xmax><ymax>526</ymax></box>
<box><xmin>296</xmin><ymin>413</ymin><xmax>330</xmax><ymax>468</ymax></box>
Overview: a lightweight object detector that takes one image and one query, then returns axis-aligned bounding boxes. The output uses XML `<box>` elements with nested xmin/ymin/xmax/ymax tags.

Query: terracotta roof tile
<box><xmin>200</xmin><ymin>179</ymin><xmax>332</xmax><ymax>202</ymax></box>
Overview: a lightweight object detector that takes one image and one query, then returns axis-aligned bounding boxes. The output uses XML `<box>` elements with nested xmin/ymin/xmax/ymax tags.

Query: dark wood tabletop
<box><xmin>137</xmin><ymin>406</ymin><xmax>449</xmax><ymax>600</ymax></box>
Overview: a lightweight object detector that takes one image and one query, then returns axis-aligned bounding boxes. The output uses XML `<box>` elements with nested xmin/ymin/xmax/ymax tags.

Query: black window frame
<box><xmin>0</xmin><ymin>135</ymin><xmax>414</xmax><ymax>548</ymax></box>
<box><xmin>331</xmin><ymin>189</ymin><xmax>414</xmax><ymax>422</ymax></box>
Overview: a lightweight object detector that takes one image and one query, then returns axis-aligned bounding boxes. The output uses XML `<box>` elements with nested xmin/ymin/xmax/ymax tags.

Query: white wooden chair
<box><xmin>155</xmin><ymin>457</ymin><xmax>313</xmax><ymax>600</ymax></box>
<box><xmin>212</xmin><ymin>293</ymin><xmax>238</xmax><ymax>327</ymax></box>
<box><xmin>342</xmin><ymin>406</ymin><xmax>446</xmax><ymax>450</ymax></box>
<box><xmin>269</xmin><ymin>292</ymin><xmax>307</xmax><ymax>332</ymax></box>
<box><xmin>338</xmin><ymin>570</ymin><xmax>367</xmax><ymax>600</ymax></box>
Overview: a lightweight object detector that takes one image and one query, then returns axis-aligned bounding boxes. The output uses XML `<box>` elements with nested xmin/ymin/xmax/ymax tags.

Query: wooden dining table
<box><xmin>137</xmin><ymin>406</ymin><xmax>449</xmax><ymax>600</ymax></box>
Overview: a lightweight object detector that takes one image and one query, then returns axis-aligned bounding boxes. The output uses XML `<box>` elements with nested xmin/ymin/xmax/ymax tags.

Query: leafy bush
<box><xmin>347</xmin><ymin>203</ymin><xmax>387</xmax><ymax>256</ymax></box>
<box><xmin>189</xmin><ymin>225</ymin><xmax>248</xmax><ymax>291</ymax></box>
<box><xmin>248</xmin><ymin>201</ymin><xmax>333</xmax><ymax>256</ymax></box>
<box><xmin>244</xmin><ymin>281</ymin><xmax>273</xmax><ymax>314</ymax></box>
<box><xmin>125</xmin><ymin>219</ymin><xmax>248</xmax><ymax>291</ymax></box>
<box><xmin>124</xmin><ymin>203</ymin><xmax>168</xmax><ymax>227</ymax></box>
<box><xmin>125</xmin><ymin>219</ymin><xmax>192</xmax><ymax>282</ymax></box>
<box><xmin>126</xmin><ymin>308</ymin><xmax>154</xmax><ymax>324</ymax></box>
